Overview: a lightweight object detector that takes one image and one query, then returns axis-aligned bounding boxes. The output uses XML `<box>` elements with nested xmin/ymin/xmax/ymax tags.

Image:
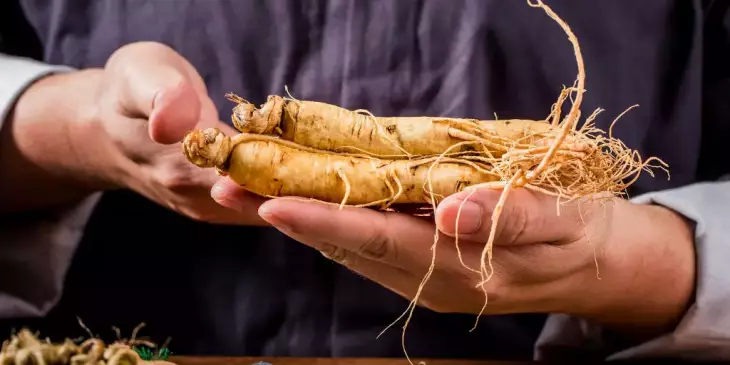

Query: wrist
<box><xmin>575</xmin><ymin>201</ymin><xmax>696</xmax><ymax>340</ymax></box>
<box><xmin>1</xmin><ymin>68</ymin><xmax>122</xmax><ymax>212</ymax></box>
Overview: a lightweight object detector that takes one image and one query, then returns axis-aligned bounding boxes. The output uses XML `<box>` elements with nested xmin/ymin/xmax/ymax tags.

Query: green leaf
<box><xmin>156</xmin><ymin>348</ymin><xmax>171</xmax><ymax>360</ymax></box>
<box><xmin>133</xmin><ymin>345</ymin><xmax>154</xmax><ymax>361</ymax></box>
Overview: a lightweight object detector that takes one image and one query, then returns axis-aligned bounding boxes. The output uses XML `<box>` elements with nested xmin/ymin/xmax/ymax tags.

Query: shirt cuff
<box><xmin>535</xmin><ymin>178</ymin><xmax>730</xmax><ymax>361</ymax></box>
<box><xmin>0</xmin><ymin>54</ymin><xmax>75</xmax><ymax>127</ymax></box>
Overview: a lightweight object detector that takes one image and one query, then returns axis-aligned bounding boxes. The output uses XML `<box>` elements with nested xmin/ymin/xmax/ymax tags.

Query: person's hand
<box><xmin>94</xmin><ymin>41</ymin><xmax>265</xmax><ymax>224</ymax></box>
<box><xmin>5</xmin><ymin>41</ymin><xmax>264</xmax><ymax>223</ymax></box>
<box><xmin>221</xmin><ymin>187</ymin><xmax>695</xmax><ymax>338</ymax></box>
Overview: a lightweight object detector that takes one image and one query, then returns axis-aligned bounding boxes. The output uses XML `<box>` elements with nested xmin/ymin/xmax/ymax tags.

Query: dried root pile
<box><xmin>0</xmin><ymin>323</ymin><xmax>174</xmax><ymax>365</ymax></box>
<box><xmin>181</xmin><ymin>0</ymin><xmax>667</xmax><ymax>362</ymax></box>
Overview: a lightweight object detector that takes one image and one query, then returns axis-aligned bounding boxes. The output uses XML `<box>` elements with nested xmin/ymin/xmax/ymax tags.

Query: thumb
<box><xmin>106</xmin><ymin>42</ymin><xmax>202</xmax><ymax>144</ymax></box>
<box><xmin>435</xmin><ymin>187</ymin><xmax>585</xmax><ymax>245</ymax></box>
<box><xmin>148</xmin><ymin>82</ymin><xmax>201</xmax><ymax>144</ymax></box>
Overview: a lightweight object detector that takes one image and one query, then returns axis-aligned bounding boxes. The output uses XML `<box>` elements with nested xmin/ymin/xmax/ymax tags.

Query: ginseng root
<box><xmin>225</xmin><ymin>91</ymin><xmax>559</xmax><ymax>158</ymax></box>
<box><xmin>0</xmin><ymin>322</ymin><xmax>176</xmax><ymax>365</ymax></box>
<box><xmin>183</xmin><ymin>129</ymin><xmax>499</xmax><ymax>208</ymax></box>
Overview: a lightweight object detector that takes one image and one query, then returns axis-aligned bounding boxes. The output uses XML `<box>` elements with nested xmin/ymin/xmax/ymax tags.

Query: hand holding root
<box><xmin>180</xmin><ymin>0</ymin><xmax>676</xmax><ymax>364</ymax></box>
<box><xmin>78</xmin><ymin>41</ymin><xmax>265</xmax><ymax>225</ymax></box>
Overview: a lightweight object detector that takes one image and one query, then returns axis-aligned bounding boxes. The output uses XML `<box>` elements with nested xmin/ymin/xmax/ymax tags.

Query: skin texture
<box><xmin>0</xmin><ymin>42</ymin><xmax>262</xmax><ymax>224</ymax></box>
<box><xmin>230</xmin><ymin>94</ymin><xmax>553</xmax><ymax>157</ymax></box>
<box><xmin>211</xmin><ymin>184</ymin><xmax>696</xmax><ymax>343</ymax></box>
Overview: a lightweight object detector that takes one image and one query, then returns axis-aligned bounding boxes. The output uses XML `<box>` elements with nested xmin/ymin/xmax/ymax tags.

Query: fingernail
<box><xmin>210</xmin><ymin>184</ymin><xmax>226</xmax><ymax>200</ymax></box>
<box><xmin>258</xmin><ymin>206</ymin><xmax>292</xmax><ymax>232</ymax></box>
<box><xmin>451</xmin><ymin>200</ymin><xmax>483</xmax><ymax>234</ymax></box>
<box><xmin>211</xmin><ymin>185</ymin><xmax>242</xmax><ymax>212</ymax></box>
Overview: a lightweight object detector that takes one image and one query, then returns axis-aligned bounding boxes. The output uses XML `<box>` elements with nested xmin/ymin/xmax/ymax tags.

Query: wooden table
<box><xmin>171</xmin><ymin>357</ymin><xmax>531</xmax><ymax>365</ymax></box>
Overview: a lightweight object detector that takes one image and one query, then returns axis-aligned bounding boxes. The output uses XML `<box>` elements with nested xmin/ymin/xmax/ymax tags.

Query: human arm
<box><xmin>535</xmin><ymin>178</ymin><xmax>730</xmax><ymax>362</ymax></box>
<box><xmin>534</xmin><ymin>2</ymin><xmax>730</xmax><ymax>360</ymax></box>
<box><xmin>0</xmin><ymin>54</ymin><xmax>108</xmax><ymax>213</ymax></box>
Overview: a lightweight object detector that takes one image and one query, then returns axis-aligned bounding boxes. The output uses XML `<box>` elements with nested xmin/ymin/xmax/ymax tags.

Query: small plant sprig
<box><xmin>133</xmin><ymin>345</ymin><xmax>172</xmax><ymax>361</ymax></box>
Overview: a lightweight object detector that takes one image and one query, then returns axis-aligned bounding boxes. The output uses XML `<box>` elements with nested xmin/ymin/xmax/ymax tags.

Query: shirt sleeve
<box><xmin>0</xmin><ymin>54</ymin><xmax>74</xmax><ymax>124</ymax></box>
<box><xmin>534</xmin><ymin>177</ymin><xmax>730</xmax><ymax>362</ymax></box>
<box><xmin>0</xmin><ymin>53</ymin><xmax>102</xmax><ymax>318</ymax></box>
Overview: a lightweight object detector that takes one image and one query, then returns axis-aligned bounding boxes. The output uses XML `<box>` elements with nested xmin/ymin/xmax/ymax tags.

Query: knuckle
<box><xmin>472</xmin><ymin>276</ymin><xmax>510</xmax><ymax>312</ymax></box>
<box><xmin>319</xmin><ymin>244</ymin><xmax>353</xmax><ymax>266</ymax></box>
<box><xmin>109</xmin><ymin>42</ymin><xmax>176</xmax><ymax>64</ymax></box>
<box><xmin>501</xmin><ymin>199</ymin><xmax>530</xmax><ymax>245</ymax></box>
<box><xmin>358</xmin><ymin>228</ymin><xmax>394</xmax><ymax>261</ymax></box>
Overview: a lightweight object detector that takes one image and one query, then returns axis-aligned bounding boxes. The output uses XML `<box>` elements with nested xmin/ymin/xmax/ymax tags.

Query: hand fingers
<box><xmin>106</xmin><ymin>42</ymin><xmax>202</xmax><ymax>144</ymax></box>
<box><xmin>182</xmin><ymin>188</ymin><xmax>269</xmax><ymax>226</ymax></box>
<box><xmin>435</xmin><ymin>188</ymin><xmax>589</xmax><ymax>246</ymax></box>
<box><xmin>211</xmin><ymin>177</ymin><xmax>268</xmax><ymax>215</ymax></box>
<box><xmin>296</xmin><ymin>239</ymin><xmax>420</xmax><ymax>304</ymax></box>
<box><xmin>256</xmin><ymin>198</ymin><xmax>497</xmax><ymax>314</ymax></box>
<box><xmin>256</xmin><ymin>198</ymin><xmax>437</xmax><ymax>268</ymax></box>
<box><xmin>301</xmin><ymin>239</ymin><xmax>483</xmax><ymax>314</ymax></box>
<box><xmin>254</xmin><ymin>198</ymin><xmax>437</xmax><ymax>306</ymax></box>
<box><xmin>148</xmin><ymin>82</ymin><xmax>202</xmax><ymax>144</ymax></box>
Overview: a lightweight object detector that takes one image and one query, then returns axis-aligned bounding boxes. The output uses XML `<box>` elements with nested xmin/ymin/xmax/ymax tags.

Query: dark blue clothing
<box><xmin>1</xmin><ymin>0</ymin><xmax>728</xmax><ymax>361</ymax></box>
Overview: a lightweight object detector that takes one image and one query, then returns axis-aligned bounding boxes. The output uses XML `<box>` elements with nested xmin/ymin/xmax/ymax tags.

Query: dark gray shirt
<box><xmin>2</xmin><ymin>0</ymin><xmax>730</xmax><ymax>361</ymax></box>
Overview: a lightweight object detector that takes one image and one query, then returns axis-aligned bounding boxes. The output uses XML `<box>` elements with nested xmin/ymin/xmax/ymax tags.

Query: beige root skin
<box><xmin>226</xmin><ymin>92</ymin><xmax>559</xmax><ymax>158</ymax></box>
<box><xmin>181</xmin><ymin>127</ymin><xmax>232</xmax><ymax>170</ymax></box>
<box><xmin>182</xmin><ymin>114</ymin><xmax>656</xmax><ymax>209</ymax></box>
<box><xmin>183</xmin><ymin>128</ymin><xmax>499</xmax><ymax>208</ymax></box>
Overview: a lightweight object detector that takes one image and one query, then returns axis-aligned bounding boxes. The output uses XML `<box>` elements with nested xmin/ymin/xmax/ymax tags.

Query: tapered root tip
<box><xmin>181</xmin><ymin>128</ymin><xmax>232</xmax><ymax>169</ymax></box>
<box><xmin>228</xmin><ymin>94</ymin><xmax>284</xmax><ymax>134</ymax></box>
